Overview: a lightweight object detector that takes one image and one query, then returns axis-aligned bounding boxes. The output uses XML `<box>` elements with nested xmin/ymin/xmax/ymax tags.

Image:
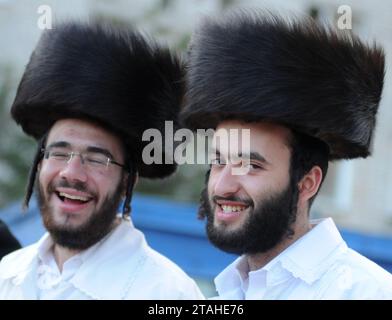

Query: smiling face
<box><xmin>202</xmin><ymin>120</ymin><xmax>299</xmax><ymax>254</ymax></box>
<box><xmin>36</xmin><ymin>118</ymin><xmax>126</xmax><ymax>249</ymax></box>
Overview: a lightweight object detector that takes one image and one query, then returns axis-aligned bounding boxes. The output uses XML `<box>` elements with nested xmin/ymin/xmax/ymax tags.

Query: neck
<box><xmin>247</xmin><ymin>215</ymin><xmax>312</xmax><ymax>272</ymax></box>
<box><xmin>53</xmin><ymin>245</ymin><xmax>81</xmax><ymax>273</ymax></box>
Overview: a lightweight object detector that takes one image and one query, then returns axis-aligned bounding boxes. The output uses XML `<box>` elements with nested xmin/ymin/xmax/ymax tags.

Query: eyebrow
<box><xmin>238</xmin><ymin>152</ymin><xmax>270</xmax><ymax>165</ymax></box>
<box><xmin>46</xmin><ymin>142</ymin><xmax>115</xmax><ymax>159</ymax></box>
<box><xmin>86</xmin><ymin>146</ymin><xmax>114</xmax><ymax>159</ymax></box>
<box><xmin>212</xmin><ymin>148</ymin><xmax>270</xmax><ymax>165</ymax></box>
<box><xmin>46</xmin><ymin>141</ymin><xmax>71</xmax><ymax>149</ymax></box>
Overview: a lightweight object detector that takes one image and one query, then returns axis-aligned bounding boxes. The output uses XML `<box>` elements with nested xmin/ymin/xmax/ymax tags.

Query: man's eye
<box><xmin>50</xmin><ymin>152</ymin><xmax>68</xmax><ymax>160</ymax></box>
<box><xmin>242</xmin><ymin>161</ymin><xmax>263</xmax><ymax>170</ymax></box>
<box><xmin>85</xmin><ymin>155</ymin><xmax>107</xmax><ymax>165</ymax></box>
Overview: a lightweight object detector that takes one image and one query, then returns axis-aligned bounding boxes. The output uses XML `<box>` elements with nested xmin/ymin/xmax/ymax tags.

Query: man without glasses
<box><xmin>0</xmin><ymin>21</ymin><xmax>204</xmax><ymax>300</ymax></box>
<box><xmin>181</xmin><ymin>11</ymin><xmax>392</xmax><ymax>299</ymax></box>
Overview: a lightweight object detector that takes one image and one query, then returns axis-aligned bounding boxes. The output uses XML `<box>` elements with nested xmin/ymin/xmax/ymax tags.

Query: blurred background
<box><xmin>0</xmin><ymin>0</ymin><xmax>391</xmax><ymax>298</ymax></box>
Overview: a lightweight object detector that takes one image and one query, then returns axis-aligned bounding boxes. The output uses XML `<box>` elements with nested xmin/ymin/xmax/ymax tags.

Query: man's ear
<box><xmin>297</xmin><ymin>165</ymin><xmax>323</xmax><ymax>208</ymax></box>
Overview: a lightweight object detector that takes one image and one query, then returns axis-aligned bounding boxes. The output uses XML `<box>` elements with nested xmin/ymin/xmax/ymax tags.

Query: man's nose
<box><xmin>213</xmin><ymin>165</ymin><xmax>240</xmax><ymax>197</ymax></box>
<box><xmin>59</xmin><ymin>154</ymin><xmax>88</xmax><ymax>183</ymax></box>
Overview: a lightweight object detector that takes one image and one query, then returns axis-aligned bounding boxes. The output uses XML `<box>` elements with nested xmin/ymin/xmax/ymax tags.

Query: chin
<box><xmin>56</xmin><ymin>214</ymin><xmax>87</xmax><ymax>229</ymax></box>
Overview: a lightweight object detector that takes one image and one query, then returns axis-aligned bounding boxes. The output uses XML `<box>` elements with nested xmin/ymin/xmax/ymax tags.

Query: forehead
<box><xmin>213</xmin><ymin>120</ymin><xmax>291</xmax><ymax>161</ymax></box>
<box><xmin>46</xmin><ymin>119</ymin><xmax>123</xmax><ymax>154</ymax></box>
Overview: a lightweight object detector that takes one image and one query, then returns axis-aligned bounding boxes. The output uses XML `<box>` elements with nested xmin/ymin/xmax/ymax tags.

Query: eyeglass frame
<box><xmin>41</xmin><ymin>147</ymin><xmax>126</xmax><ymax>170</ymax></box>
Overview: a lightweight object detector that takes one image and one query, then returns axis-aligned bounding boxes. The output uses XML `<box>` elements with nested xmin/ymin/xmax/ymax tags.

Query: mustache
<box><xmin>212</xmin><ymin>195</ymin><xmax>254</xmax><ymax>208</ymax></box>
<box><xmin>47</xmin><ymin>180</ymin><xmax>95</xmax><ymax>196</ymax></box>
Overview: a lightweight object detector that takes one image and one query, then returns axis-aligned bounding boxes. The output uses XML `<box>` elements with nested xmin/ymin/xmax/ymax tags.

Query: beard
<box><xmin>200</xmin><ymin>179</ymin><xmax>298</xmax><ymax>255</ymax></box>
<box><xmin>36</xmin><ymin>178</ymin><xmax>123</xmax><ymax>250</ymax></box>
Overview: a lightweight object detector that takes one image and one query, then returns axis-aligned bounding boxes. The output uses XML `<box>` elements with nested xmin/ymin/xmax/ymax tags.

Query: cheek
<box><xmin>95</xmin><ymin>175</ymin><xmax>121</xmax><ymax>198</ymax></box>
<box><xmin>207</xmin><ymin>173</ymin><xmax>218</xmax><ymax>195</ymax></box>
<box><xmin>38</xmin><ymin>164</ymin><xmax>57</xmax><ymax>189</ymax></box>
<box><xmin>244</xmin><ymin>174</ymin><xmax>288</xmax><ymax>198</ymax></box>
<box><xmin>97</xmin><ymin>182</ymin><xmax>110</xmax><ymax>197</ymax></box>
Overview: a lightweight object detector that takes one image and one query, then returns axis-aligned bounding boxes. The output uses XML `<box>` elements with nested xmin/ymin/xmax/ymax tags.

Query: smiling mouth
<box><xmin>56</xmin><ymin>191</ymin><xmax>92</xmax><ymax>205</ymax></box>
<box><xmin>218</xmin><ymin>204</ymin><xmax>249</xmax><ymax>214</ymax></box>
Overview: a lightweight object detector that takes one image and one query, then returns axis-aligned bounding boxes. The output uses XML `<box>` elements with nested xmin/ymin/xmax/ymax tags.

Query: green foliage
<box><xmin>0</xmin><ymin>65</ymin><xmax>36</xmax><ymax>208</ymax></box>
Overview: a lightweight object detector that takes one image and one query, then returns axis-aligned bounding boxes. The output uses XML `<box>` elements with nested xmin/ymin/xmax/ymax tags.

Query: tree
<box><xmin>0</xmin><ymin>65</ymin><xmax>35</xmax><ymax>208</ymax></box>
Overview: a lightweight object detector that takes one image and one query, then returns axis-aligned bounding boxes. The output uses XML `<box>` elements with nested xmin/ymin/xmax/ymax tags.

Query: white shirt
<box><xmin>0</xmin><ymin>218</ymin><xmax>204</xmax><ymax>300</ymax></box>
<box><xmin>214</xmin><ymin>218</ymin><xmax>392</xmax><ymax>299</ymax></box>
<box><xmin>35</xmin><ymin>228</ymin><xmax>99</xmax><ymax>299</ymax></box>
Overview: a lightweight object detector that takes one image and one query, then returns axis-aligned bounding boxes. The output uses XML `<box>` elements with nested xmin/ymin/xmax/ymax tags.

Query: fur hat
<box><xmin>181</xmin><ymin>12</ymin><xmax>385</xmax><ymax>160</ymax></box>
<box><xmin>11</xmin><ymin>21</ymin><xmax>184</xmax><ymax>178</ymax></box>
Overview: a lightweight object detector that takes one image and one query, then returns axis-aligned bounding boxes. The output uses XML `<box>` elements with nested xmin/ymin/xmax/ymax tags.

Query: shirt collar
<box><xmin>275</xmin><ymin>217</ymin><xmax>347</xmax><ymax>284</ymax></box>
<box><xmin>215</xmin><ymin>218</ymin><xmax>348</xmax><ymax>296</ymax></box>
<box><xmin>235</xmin><ymin>255</ymin><xmax>250</xmax><ymax>292</ymax></box>
<box><xmin>37</xmin><ymin>227</ymin><xmax>104</xmax><ymax>282</ymax></box>
<box><xmin>37</xmin><ymin>229</ymin><xmax>101</xmax><ymax>267</ymax></box>
<box><xmin>37</xmin><ymin>233</ymin><xmax>54</xmax><ymax>265</ymax></box>
<box><xmin>214</xmin><ymin>256</ymin><xmax>246</xmax><ymax>299</ymax></box>
<box><xmin>69</xmin><ymin>218</ymin><xmax>148</xmax><ymax>299</ymax></box>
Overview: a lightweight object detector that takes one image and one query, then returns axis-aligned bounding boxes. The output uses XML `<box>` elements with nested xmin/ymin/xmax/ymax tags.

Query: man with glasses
<box><xmin>0</xmin><ymin>21</ymin><xmax>203</xmax><ymax>299</ymax></box>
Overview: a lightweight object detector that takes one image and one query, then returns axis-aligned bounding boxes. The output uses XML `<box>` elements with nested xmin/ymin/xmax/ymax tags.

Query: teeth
<box><xmin>221</xmin><ymin>205</ymin><xmax>246</xmax><ymax>213</ymax></box>
<box><xmin>59</xmin><ymin>192</ymin><xmax>89</xmax><ymax>202</ymax></box>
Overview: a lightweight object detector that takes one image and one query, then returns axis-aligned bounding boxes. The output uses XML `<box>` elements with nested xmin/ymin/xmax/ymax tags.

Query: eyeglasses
<box><xmin>41</xmin><ymin>148</ymin><xmax>125</xmax><ymax>171</ymax></box>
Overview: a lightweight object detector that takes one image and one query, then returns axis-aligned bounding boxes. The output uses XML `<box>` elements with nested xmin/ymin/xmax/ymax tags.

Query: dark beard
<box><xmin>36</xmin><ymin>179</ymin><xmax>123</xmax><ymax>250</ymax></box>
<box><xmin>200</xmin><ymin>180</ymin><xmax>298</xmax><ymax>255</ymax></box>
